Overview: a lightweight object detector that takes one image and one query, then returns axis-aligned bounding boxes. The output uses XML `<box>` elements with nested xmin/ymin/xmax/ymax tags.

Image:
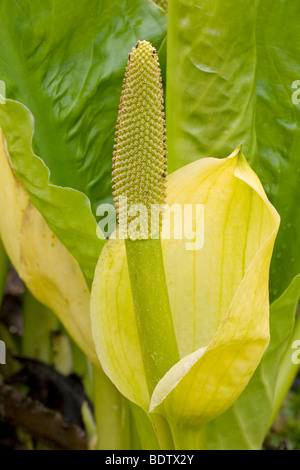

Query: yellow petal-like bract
<box><xmin>0</xmin><ymin>128</ymin><xmax>99</xmax><ymax>365</ymax></box>
<box><xmin>91</xmin><ymin>146</ymin><xmax>280</xmax><ymax>425</ymax></box>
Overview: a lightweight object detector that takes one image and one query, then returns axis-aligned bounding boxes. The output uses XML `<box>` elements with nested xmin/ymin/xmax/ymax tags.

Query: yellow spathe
<box><xmin>91</xmin><ymin>146</ymin><xmax>280</xmax><ymax>425</ymax></box>
<box><xmin>0</xmin><ymin>128</ymin><xmax>99</xmax><ymax>365</ymax></box>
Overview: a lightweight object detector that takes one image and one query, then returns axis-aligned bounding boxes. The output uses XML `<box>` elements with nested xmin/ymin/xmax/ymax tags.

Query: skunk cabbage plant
<box><xmin>0</xmin><ymin>0</ymin><xmax>299</xmax><ymax>451</ymax></box>
<box><xmin>90</xmin><ymin>41</ymin><xmax>280</xmax><ymax>449</ymax></box>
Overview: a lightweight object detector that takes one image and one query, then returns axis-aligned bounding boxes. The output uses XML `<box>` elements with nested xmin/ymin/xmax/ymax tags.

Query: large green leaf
<box><xmin>167</xmin><ymin>0</ymin><xmax>258</xmax><ymax>166</ymax></box>
<box><xmin>206</xmin><ymin>275</ymin><xmax>300</xmax><ymax>450</ymax></box>
<box><xmin>167</xmin><ymin>0</ymin><xmax>300</xmax><ymax>299</ymax></box>
<box><xmin>0</xmin><ymin>0</ymin><xmax>166</xmax><ymax>211</ymax></box>
<box><xmin>0</xmin><ymin>0</ymin><xmax>167</xmax><ymax>284</ymax></box>
<box><xmin>254</xmin><ymin>1</ymin><xmax>300</xmax><ymax>300</ymax></box>
<box><xmin>0</xmin><ymin>99</ymin><xmax>102</xmax><ymax>287</ymax></box>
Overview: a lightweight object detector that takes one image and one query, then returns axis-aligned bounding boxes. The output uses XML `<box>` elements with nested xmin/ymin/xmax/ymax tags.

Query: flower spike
<box><xmin>112</xmin><ymin>40</ymin><xmax>167</xmax><ymax>239</ymax></box>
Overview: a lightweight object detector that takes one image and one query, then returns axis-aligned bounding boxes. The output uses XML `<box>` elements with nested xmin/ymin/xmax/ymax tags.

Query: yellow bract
<box><xmin>0</xmin><ymin>128</ymin><xmax>99</xmax><ymax>366</ymax></box>
<box><xmin>91</xmin><ymin>146</ymin><xmax>280</xmax><ymax>425</ymax></box>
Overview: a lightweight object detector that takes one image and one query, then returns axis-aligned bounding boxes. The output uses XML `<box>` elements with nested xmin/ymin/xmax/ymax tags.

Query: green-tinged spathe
<box><xmin>91</xmin><ymin>146</ymin><xmax>280</xmax><ymax>446</ymax></box>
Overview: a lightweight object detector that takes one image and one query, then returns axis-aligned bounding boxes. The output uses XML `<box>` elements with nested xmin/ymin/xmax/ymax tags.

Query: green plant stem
<box><xmin>93</xmin><ymin>365</ymin><xmax>131</xmax><ymax>450</ymax></box>
<box><xmin>169</xmin><ymin>421</ymin><xmax>206</xmax><ymax>450</ymax></box>
<box><xmin>51</xmin><ymin>331</ymin><xmax>73</xmax><ymax>375</ymax></box>
<box><xmin>125</xmin><ymin>238</ymin><xmax>179</xmax><ymax>393</ymax></box>
<box><xmin>128</xmin><ymin>402</ymin><xmax>160</xmax><ymax>450</ymax></box>
<box><xmin>150</xmin><ymin>413</ymin><xmax>175</xmax><ymax>450</ymax></box>
<box><xmin>125</xmin><ymin>238</ymin><xmax>179</xmax><ymax>450</ymax></box>
<box><xmin>268</xmin><ymin>312</ymin><xmax>300</xmax><ymax>428</ymax></box>
<box><xmin>81</xmin><ymin>400</ymin><xmax>97</xmax><ymax>441</ymax></box>
<box><xmin>0</xmin><ymin>237</ymin><xmax>9</xmax><ymax>305</ymax></box>
<box><xmin>22</xmin><ymin>290</ymin><xmax>58</xmax><ymax>363</ymax></box>
<box><xmin>71</xmin><ymin>338</ymin><xmax>94</xmax><ymax>401</ymax></box>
